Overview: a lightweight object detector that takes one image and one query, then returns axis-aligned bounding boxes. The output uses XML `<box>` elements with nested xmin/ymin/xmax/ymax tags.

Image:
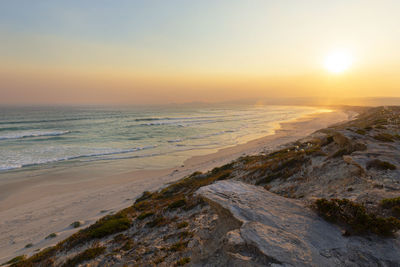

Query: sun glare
<box><xmin>324</xmin><ymin>50</ymin><xmax>353</xmax><ymax>74</ymax></box>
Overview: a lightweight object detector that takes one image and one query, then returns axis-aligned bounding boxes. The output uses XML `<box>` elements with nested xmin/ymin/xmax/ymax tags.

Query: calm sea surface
<box><xmin>0</xmin><ymin>105</ymin><xmax>318</xmax><ymax>173</ymax></box>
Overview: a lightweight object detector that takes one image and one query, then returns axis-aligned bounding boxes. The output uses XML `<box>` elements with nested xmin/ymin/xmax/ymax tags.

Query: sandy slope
<box><xmin>0</xmin><ymin>108</ymin><xmax>351</xmax><ymax>262</ymax></box>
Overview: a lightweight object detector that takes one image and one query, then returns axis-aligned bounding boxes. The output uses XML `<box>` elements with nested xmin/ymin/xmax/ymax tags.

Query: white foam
<box><xmin>0</xmin><ymin>130</ymin><xmax>70</xmax><ymax>140</ymax></box>
<box><xmin>0</xmin><ymin>145</ymin><xmax>156</xmax><ymax>171</ymax></box>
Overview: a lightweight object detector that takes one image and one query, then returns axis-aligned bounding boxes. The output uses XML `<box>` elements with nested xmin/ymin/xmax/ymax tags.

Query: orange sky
<box><xmin>1</xmin><ymin>1</ymin><xmax>400</xmax><ymax>105</ymax></box>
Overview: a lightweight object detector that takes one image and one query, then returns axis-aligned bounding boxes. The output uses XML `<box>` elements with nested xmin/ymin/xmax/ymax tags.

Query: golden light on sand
<box><xmin>324</xmin><ymin>50</ymin><xmax>353</xmax><ymax>74</ymax></box>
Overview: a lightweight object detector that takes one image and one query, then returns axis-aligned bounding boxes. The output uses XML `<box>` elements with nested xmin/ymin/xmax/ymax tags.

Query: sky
<box><xmin>1</xmin><ymin>0</ymin><xmax>400</xmax><ymax>105</ymax></box>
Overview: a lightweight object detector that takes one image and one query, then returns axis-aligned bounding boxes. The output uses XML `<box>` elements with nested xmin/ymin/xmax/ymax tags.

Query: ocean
<box><xmin>0</xmin><ymin>105</ymin><xmax>318</xmax><ymax>173</ymax></box>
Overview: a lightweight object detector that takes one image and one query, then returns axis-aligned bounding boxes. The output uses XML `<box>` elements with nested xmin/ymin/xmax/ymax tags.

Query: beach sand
<box><xmin>0</xmin><ymin>108</ymin><xmax>353</xmax><ymax>262</ymax></box>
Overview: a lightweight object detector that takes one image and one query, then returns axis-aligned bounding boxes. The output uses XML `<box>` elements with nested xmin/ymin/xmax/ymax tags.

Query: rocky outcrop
<box><xmin>196</xmin><ymin>180</ymin><xmax>400</xmax><ymax>266</ymax></box>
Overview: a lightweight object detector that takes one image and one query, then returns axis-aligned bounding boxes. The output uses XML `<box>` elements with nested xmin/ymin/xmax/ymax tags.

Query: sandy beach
<box><xmin>0</xmin><ymin>108</ymin><xmax>352</xmax><ymax>262</ymax></box>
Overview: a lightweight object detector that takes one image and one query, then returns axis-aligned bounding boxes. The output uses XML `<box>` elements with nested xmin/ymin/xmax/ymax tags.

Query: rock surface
<box><xmin>196</xmin><ymin>180</ymin><xmax>400</xmax><ymax>266</ymax></box>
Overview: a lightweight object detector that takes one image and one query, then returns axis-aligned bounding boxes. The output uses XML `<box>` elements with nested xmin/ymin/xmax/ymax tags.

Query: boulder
<box><xmin>196</xmin><ymin>180</ymin><xmax>400</xmax><ymax>267</ymax></box>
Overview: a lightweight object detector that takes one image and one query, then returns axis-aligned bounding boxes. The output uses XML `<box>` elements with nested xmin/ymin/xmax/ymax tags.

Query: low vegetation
<box><xmin>59</xmin><ymin>212</ymin><xmax>131</xmax><ymax>250</ymax></box>
<box><xmin>381</xmin><ymin>197</ymin><xmax>400</xmax><ymax>209</ymax></box>
<box><xmin>137</xmin><ymin>211</ymin><xmax>154</xmax><ymax>220</ymax></box>
<box><xmin>62</xmin><ymin>246</ymin><xmax>106</xmax><ymax>267</ymax></box>
<box><xmin>2</xmin><ymin>255</ymin><xmax>26</xmax><ymax>266</ymax></box>
<box><xmin>381</xmin><ymin>197</ymin><xmax>400</xmax><ymax>218</ymax></box>
<box><xmin>70</xmin><ymin>221</ymin><xmax>81</xmax><ymax>228</ymax></box>
<box><xmin>45</xmin><ymin>233</ymin><xmax>57</xmax><ymax>239</ymax></box>
<box><xmin>169</xmin><ymin>241</ymin><xmax>189</xmax><ymax>252</ymax></box>
<box><xmin>314</xmin><ymin>198</ymin><xmax>400</xmax><ymax>236</ymax></box>
<box><xmin>168</xmin><ymin>199</ymin><xmax>187</xmax><ymax>210</ymax></box>
<box><xmin>11</xmin><ymin>246</ymin><xmax>58</xmax><ymax>267</ymax></box>
<box><xmin>146</xmin><ymin>216</ymin><xmax>167</xmax><ymax>228</ymax></box>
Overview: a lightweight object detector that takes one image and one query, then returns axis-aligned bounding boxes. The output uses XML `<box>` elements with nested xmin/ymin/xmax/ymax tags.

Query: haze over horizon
<box><xmin>1</xmin><ymin>0</ymin><xmax>400</xmax><ymax>105</ymax></box>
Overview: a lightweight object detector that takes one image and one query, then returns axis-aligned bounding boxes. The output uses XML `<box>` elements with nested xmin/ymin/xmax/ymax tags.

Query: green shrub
<box><xmin>137</xmin><ymin>211</ymin><xmax>154</xmax><ymax>220</ymax></box>
<box><xmin>45</xmin><ymin>233</ymin><xmax>57</xmax><ymax>239</ymax></box>
<box><xmin>24</xmin><ymin>243</ymin><xmax>33</xmax><ymax>248</ymax></box>
<box><xmin>392</xmin><ymin>206</ymin><xmax>400</xmax><ymax>217</ymax></box>
<box><xmin>381</xmin><ymin>197</ymin><xmax>400</xmax><ymax>218</ymax></box>
<box><xmin>169</xmin><ymin>241</ymin><xmax>189</xmax><ymax>252</ymax></box>
<box><xmin>355</xmin><ymin>129</ymin><xmax>366</xmax><ymax>135</ymax></box>
<box><xmin>3</xmin><ymin>255</ymin><xmax>26</xmax><ymax>265</ymax></box>
<box><xmin>70</xmin><ymin>221</ymin><xmax>81</xmax><ymax>228</ymax></box>
<box><xmin>314</xmin><ymin>198</ymin><xmax>400</xmax><ymax>236</ymax></box>
<box><xmin>11</xmin><ymin>246</ymin><xmax>57</xmax><ymax>267</ymax></box>
<box><xmin>60</xmin><ymin>213</ymin><xmax>131</xmax><ymax>249</ymax></box>
<box><xmin>87</xmin><ymin>218</ymin><xmax>131</xmax><ymax>238</ymax></box>
<box><xmin>135</xmin><ymin>191</ymin><xmax>153</xmax><ymax>203</ymax></box>
<box><xmin>168</xmin><ymin>199</ymin><xmax>186</xmax><ymax>210</ymax></box>
<box><xmin>134</xmin><ymin>200</ymin><xmax>151</xmax><ymax>211</ymax></box>
<box><xmin>381</xmin><ymin>197</ymin><xmax>400</xmax><ymax>209</ymax></box>
<box><xmin>62</xmin><ymin>246</ymin><xmax>105</xmax><ymax>267</ymax></box>
<box><xmin>146</xmin><ymin>216</ymin><xmax>167</xmax><ymax>228</ymax></box>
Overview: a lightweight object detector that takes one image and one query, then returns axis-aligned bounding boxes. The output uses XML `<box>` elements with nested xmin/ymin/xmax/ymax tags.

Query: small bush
<box><xmin>137</xmin><ymin>211</ymin><xmax>154</xmax><ymax>220</ymax></box>
<box><xmin>177</xmin><ymin>221</ymin><xmax>189</xmax><ymax>229</ymax></box>
<box><xmin>355</xmin><ymin>129</ymin><xmax>366</xmax><ymax>135</ymax></box>
<box><xmin>134</xmin><ymin>200</ymin><xmax>151</xmax><ymax>211</ymax></box>
<box><xmin>135</xmin><ymin>191</ymin><xmax>153</xmax><ymax>203</ymax></box>
<box><xmin>176</xmin><ymin>257</ymin><xmax>191</xmax><ymax>266</ymax></box>
<box><xmin>59</xmin><ymin>213</ymin><xmax>131</xmax><ymax>249</ymax></box>
<box><xmin>314</xmin><ymin>198</ymin><xmax>400</xmax><ymax>236</ymax></box>
<box><xmin>70</xmin><ymin>221</ymin><xmax>81</xmax><ymax>228</ymax></box>
<box><xmin>62</xmin><ymin>246</ymin><xmax>105</xmax><ymax>267</ymax></box>
<box><xmin>381</xmin><ymin>197</ymin><xmax>400</xmax><ymax>218</ymax></box>
<box><xmin>11</xmin><ymin>246</ymin><xmax>57</xmax><ymax>267</ymax></box>
<box><xmin>168</xmin><ymin>199</ymin><xmax>186</xmax><ymax>210</ymax></box>
<box><xmin>3</xmin><ymin>255</ymin><xmax>26</xmax><ymax>265</ymax></box>
<box><xmin>25</xmin><ymin>243</ymin><xmax>33</xmax><ymax>248</ymax></box>
<box><xmin>45</xmin><ymin>233</ymin><xmax>57</xmax><ymax>239</ymax></box>
<box><xmin>87</xmin><ymin>218</ymin><xmax>131</xmax><ymax>238</ymax></box>
<box><xmin>146</xmin><ymin>216</ymin><xmax>167</xmax><ymax>228</ymax></box>
<box><xmin>169</xmin><ymin>241</ymin><xmax>189</xmax><ymax>252</ymax></box>
<box><xmin>392</xmin><ymin>206</ymin><xmax>400</xmax><ymax>217</ymax></box>
<box><xmin>381</xmin><ymin>197</ymin><xmax>400</xmax><ymax>209</ymax></box>
<box><xmin>366</xmin><ymin>159</ymin><xmax>396</xmax><ymax>171</ymax></box>
<box><xmin>113</xmin><ymin>233</ymin><xmax>128</xmax><ymax>242</ymax></box>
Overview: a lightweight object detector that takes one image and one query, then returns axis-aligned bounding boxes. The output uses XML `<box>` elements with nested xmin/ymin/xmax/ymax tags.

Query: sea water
<box><xmin>0</xmin><ymin>104</ymin><xmax>318</xmax><ymax>173</ymax></box>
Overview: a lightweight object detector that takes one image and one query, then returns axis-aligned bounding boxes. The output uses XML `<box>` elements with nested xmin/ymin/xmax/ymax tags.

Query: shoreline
<box><xmin>0</xmin><ymin>108</ymin><xmax>353</xmax><ymax>262</ymax></box>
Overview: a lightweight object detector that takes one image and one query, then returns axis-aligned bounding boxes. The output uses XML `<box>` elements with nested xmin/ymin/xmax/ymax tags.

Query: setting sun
<box><xmin>324</xmin><ymin>50</ymin><xmax>353</xmax><ymax>74</ymax></box>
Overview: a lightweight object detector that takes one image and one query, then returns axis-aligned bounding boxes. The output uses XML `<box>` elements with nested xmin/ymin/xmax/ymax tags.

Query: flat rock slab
<box><xmin>197</xmin><ymin>180</ymin><xmax>400</xmax><ymax>267</ymax></box>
